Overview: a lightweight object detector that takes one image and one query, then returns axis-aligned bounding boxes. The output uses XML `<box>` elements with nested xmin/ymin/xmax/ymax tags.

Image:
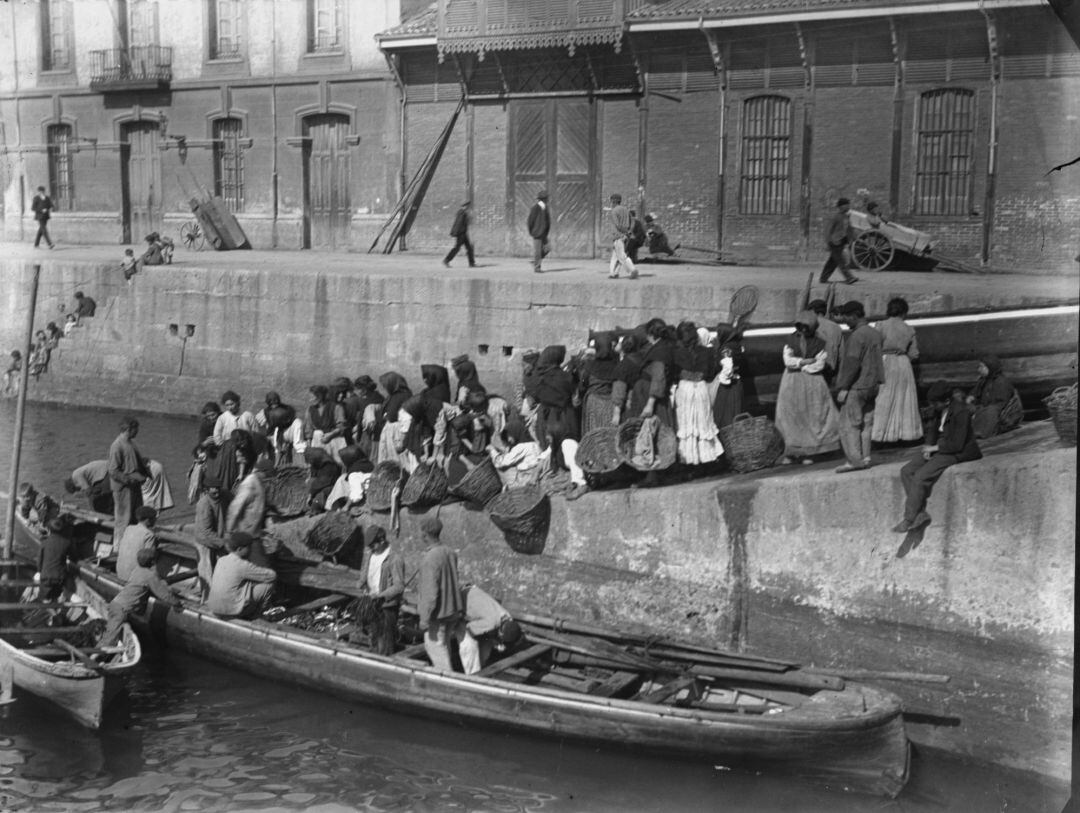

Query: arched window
<box><xmin>47</xmin><ymin>124</ymin><xmax>74</xmax><ymax>211</ymax></box>
<box><xmin>739</xmin><ymin>95</ymin><xmax>791</xmax><ymax>215</ymax></box>
<box><xmin>213</xmin><ymin>118</ymin><xmax>245</xmax><ymax>212</ymax></box>
<box><xmin>914</xmin><ymin>89</ymin><xmax>975</xmax><ymax>216</ymax></box>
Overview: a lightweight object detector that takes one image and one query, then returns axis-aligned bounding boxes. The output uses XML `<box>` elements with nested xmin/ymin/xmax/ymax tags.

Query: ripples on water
<box><xmin>0</xmin><ymin>400</ymin><xmax>1070</xmax><ymax>812</ymax></box>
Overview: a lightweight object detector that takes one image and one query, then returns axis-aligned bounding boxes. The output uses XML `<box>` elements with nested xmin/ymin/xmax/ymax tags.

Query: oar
<box><xmin>52</xmin><ymin>638</ymin><xmax>106</xmax><ymax>672</ymax></box>
<box><xmin>804</xmin><ymin>668</ymin><xmax>950</xmax><ymax>684</ymax></box>
<box><xmin>524</xmin><ymin>629</ymin><xmax>677</xmax><ymax>675</ymax></box>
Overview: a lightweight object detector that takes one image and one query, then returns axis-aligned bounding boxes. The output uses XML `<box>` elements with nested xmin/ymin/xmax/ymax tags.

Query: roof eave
<box><xmin>378</xmin><ymin>35</ymin><xmax>439</xmax><ymax>50</ymax></box>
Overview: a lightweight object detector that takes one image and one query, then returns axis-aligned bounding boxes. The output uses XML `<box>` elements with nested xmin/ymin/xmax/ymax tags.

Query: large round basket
<box><xmin>616</xmin><ymin>418</ymin><xmax>677</xmax><ymax>472</ymax></box>
<box><xmin>486</xmin><ymin>485</ymin><xmax>551</xmax><ymax>555</ymax></box>
<box><xmin>576</xmin><ymin>426</ymin><xmax>623</xmax><ymax>475</ymax></box>
<box><xmin>263</xmin><ymin>466</ymin><xmax>310</xmax><ymax>516</ymax></box>
<box><xmin>1044</xmin><ymin>383</ymin><xmax>1078</xmax><ymax>446</ymax></box>
<box><xmin>718</xmin><ymin>412</ymin><xmax>785</xmax><ymax>473</ymax></box>
<box><xmin>305</xmin><ymin>511</ymin><xmax>363</xmax><ymax>560</ymax></box>
<box><xmin>366</xmin><ymin>461</ymin><xmax>405</xmax><ymax>512</ymax></box>
<box><xmin>400</xmin><ymin>462</ymin><xmax>449</xmax><ymax>507</ymax></box>
<box><xmin>450</xmin><ymin>456</ymin><xmax>502</xmax><ymax>508</ymax></box>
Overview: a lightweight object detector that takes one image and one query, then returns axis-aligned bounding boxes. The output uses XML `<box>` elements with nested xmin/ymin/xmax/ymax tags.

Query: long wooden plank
<box><xmin>641</xmin><ymin>675</ymin><xmax>699</xmax><ymax>704</ymax></box>
<box><xmin>477</xmin><ymin>643</ymin><xmax>552</xmax><ymax>677</ymax></box>
<box><xmin>0</xmin><ymin>602</ymin><xmax>87</xmax><ymax>610</ymax></box>
<box><xmin>693</xmin><ymin>665</ymin><xmax>844</xmax><ymax>692</ymax></box>
<box><xmin>0</xmin><ymin>626</ymin><xmax>87</xmax><ymax>635</ymax></box>
<box><xmin>588</xmin><ymin>670</ymin><xmax>642</xmax><ymax>698</ymax></box>
<box><xmin>53</xmin><ymin>638</ymin><xmax>106</xmax><ymax>672</ymax></box>
<box><xmin>23</xmin><ymin>645</ymin><xmax>124</xmax><ymax>657</ymax></box>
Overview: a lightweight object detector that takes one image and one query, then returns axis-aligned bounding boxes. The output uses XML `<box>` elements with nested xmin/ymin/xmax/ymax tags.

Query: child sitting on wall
<box><xmin>121</xmin><ymin>248</ymin><xmax>139</xmax><ymax>283</ymax></box>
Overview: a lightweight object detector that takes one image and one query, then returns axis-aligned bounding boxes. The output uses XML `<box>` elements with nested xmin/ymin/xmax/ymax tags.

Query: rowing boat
<box><xmin>0</xmin><ymin>538</ymin><xmax>141</xmax><ymax>729</ymax></box>
<box><xmin>14</xmin><ymin>503</ymin><xmax>909</xmax><ymax>796</ymax></box>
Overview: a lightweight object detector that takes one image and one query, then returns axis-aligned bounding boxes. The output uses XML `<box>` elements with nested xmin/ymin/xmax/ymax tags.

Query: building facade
<box><xmin>378</xmin><ymin>0</ymin><xmax>1080</xmax><ymax>271</ymax></box>
<box><xmin>0</xmin><ymin>0</ymin><xmax>415</xmax><ymax>250</ymax></box>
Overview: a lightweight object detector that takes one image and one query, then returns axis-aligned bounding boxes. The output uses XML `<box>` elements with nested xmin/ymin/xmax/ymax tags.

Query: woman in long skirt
<box><xmin>375</xmin><ymin>372</ymin><xmax>412</xmax><ymax>467</ymax></box>
<box><xmin>672</xmin><ymin>321</ymin><xmax>723</xmax><ymax>465</ymax></box>
<box><xmin>577</xmin><ymin>332</ymin><xmax>620</xmax><ymax>437</ymax></box>
<box><xmin>872</xmin><ymin>298</ymin><xmax>923</xmax><ymax>443</ymax></box>
<box><xmin>775</xmin><ymin>312</ymin><xmax>840</xmax><ymax>463</ymax></box>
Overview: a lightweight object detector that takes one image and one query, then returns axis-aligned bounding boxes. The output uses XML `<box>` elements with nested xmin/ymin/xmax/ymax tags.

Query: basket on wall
<box><xmin>616</xmin><ymin>418</ymin><xmax>677</xmax><ymax>472</ymax></box>
<box><xmin>486</xmin><ymin>485</ymin><xmax>551</xmax><ymax>555</ymax></box>
<box><xmin>718</xmin><ymin>413</ymin><xmax>785</xmax><ymax>473</ymax></box>
<box><xmin>575</xmin><ymin>426</ymin><xmax>624</xmax><ymax>475</ymax></box>
<box><xmin>400</xmin><ymin>462</ymin><xmax>449</xmax><ymax>507</ymax></box>
<box><xmin>1044</xmin><ymin>383</ymin><xmax>1078</xmax><ymax>446</ymax></box>
<box><xmin>305</xmin><ymin>510</ymin><xmax>363</xmax><ymax>559</ymax></box>
<box><xmin>263</xmin><ymin>466</ymin><xmax>310</xmax><ymax>516</ymax></box>
<box><xmin>366</xmin><ymin>461</ymin><xmax>405</xmax><ymax>512</ymax></box>
<box><xmin>450</xmin><ymin>456</ymin><xmax>503</xmax><ymax>508</ymax></box>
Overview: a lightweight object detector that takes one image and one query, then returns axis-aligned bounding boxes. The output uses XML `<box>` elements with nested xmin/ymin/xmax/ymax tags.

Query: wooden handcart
<box><xmin>176</xmin><ymin>169</ymin><xmax>250</xmax><ymax>251</ymax></box>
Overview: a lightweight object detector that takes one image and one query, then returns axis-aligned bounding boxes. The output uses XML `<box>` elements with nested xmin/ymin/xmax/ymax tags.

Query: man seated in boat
<box><xmin>360</xmin><ymin>524</ymin><xmax>405</xmax><ymax>656</ymax></box>
<box><xmin>115</xmin><ymin>506</ymin><xmax>159</xmax><ymax>582</ymax></box>
<box><xmin>37</xmin><ymin>514</ymin><xmax>75</xmax><ymax>603</ymax></box>
<box><xmin>457</xmin><ymin>584</ymin><xmax>522</xmax><ymax>675</ymax></box>
<box><xmin>205</xmin><ymin>531</ymin><xmax>276</xmax><ymax>620</ymax></box>
<box><xmin>100</xmin><ymin>548</ymin><xmax>184</xmax><ymax>646</ymax></box>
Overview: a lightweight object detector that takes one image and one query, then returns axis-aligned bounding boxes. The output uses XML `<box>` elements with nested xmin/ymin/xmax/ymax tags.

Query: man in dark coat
<box><xmin>443</xmin><ymin>200</ymin><xmax>476</xmax><ymax>268</ymax></box>
<box><xmin>894</xmin><ymin>383</ymin><xmax>982</xmax><ymax>532</ymax></box>
<box><xmin>417</xmin><ymin>517</ymin><xmax>464</xmax><ymax>671</ymax></box>
<box><xmin>108</xmin><ymin>416</ymin><xmax>149</xmax><ymax>543</ymax></box>
<box><xmin>73</xmin><ymin>291</ymin><xmax>97</xmax><ymax>324</ymax></box>
<box><xmin>31</xmin><ymin>186</ymin><xmax>55</xmax><ymax>249</ymax></box>
<box><xmin>526</xmin><ymin>190</ymin><xmax>551</xmax><ymax>274</ymax></box>
<box><xmin>819</xmin><ymin>197</ymin><xmax>858</xmax><ymax>284</ymax></box>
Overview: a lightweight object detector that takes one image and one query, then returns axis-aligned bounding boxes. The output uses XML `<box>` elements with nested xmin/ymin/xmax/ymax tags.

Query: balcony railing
<box><xmin>89</xmin><ymin>45</ymin><xmax>173</xmax><ymax>91</ymax></box>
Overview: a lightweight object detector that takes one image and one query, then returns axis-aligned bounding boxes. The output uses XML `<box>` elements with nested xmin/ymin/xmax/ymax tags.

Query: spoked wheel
<box><xmin>180</xmin><ymin>221</ymin><xmax>206</xmax><ymax>251</ymax></box>
<box><xmin>851</xmin><ymin>230</ymin><xmax>894</xmax><ymax>271</ymax></box>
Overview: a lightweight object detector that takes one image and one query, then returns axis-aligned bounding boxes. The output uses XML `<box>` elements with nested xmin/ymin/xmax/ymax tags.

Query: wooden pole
<box><xmin>3</xmin><ymin>263</ymin><xmax>41</xmax><ymax>562</ymax></box>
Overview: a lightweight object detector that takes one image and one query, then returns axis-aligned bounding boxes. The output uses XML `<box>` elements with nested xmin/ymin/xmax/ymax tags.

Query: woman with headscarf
<box><xmin>577</xmin><ymin>333</ymin><xmax>621</xmax><ymax>437</ymax></box>
<box><xmin>375</xmin><ymin>372</ymin><xmax>412</xmax><ymax>466</ymax></box>
<box><xmin>304</xmin><ymin>447</ymin><xmax>341</xmax><ymax>511</ymax></box>
<box><xmin>711</xmin><ymin>322</ymin><xmax>745</xmax><ymax>430</ymax></box>
<box><xmin>872</xmin><ymin>297</ymin><xmax>923</xmax><ymax>443</ymax></box>
<box><xmin>266</xmin><ymin>402</ymin><xmax>301</xmax><ymax>465</ymax></box>
<box><xmin>672</xmin><ymin>321</ymin><xmax>723</xmax><ymax>465</ymax></box>
<box><xmin>197</xmin><ymin>402</ymin><xmax>221</xmax><ymax>447</ymax></box>
<box><xmin>610</xmin><ymin>333</ymin><xmax>646</xmax><ymax>425</ymax></box>
<box><xmin>354</xmin><ymin>375</ymin><xmax>386</xmax><ymax>459</ymax></box>
<box><xmin>452</xmin><ymin>355</ymin><xmax>509</xmax><ymax>440</ymax></box>
<box><xmin>303</xmin><ymin>384</ymin><xmax>348</xmax><ymax>465</ymax></box>
<box><xmin>774</xmin><ymin>311</ymin><xmax>841</xmax><ymax>464</ymax></box>
<box><xmin>524</xmin><ymin>346</ymin><xmax>579</xmax><ymax>462</ymax></box>
<box><xmin>967</xmin><ymin>354</ymin><xmax>1022</xmax><ymax>438</ymax></box>
<box><xmin>632</xmin><ymin>319</ymin><xmax>676</xmax><ymax>429</ymax></box>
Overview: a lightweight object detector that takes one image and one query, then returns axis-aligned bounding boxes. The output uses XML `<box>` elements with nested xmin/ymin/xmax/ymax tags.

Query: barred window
<box><xmin>210</xmin><ymin>0</ymin><xmax>243</xmax><ymax>59</ymax></box>
<box><xmin>41</xmin><ymin>0</ymin><xmax>72</xmax><ymax>71</ymax></box>
<box><xmin>739</xmin><ymin>95</ymin><xmax>791</xmax><ymax>215</ymax></box>
<box><xmin>914</xmin><ymin>89</ymin><xmax>975</xmax><ymax>216</ymax></box>
<box><xmin>308</xmin><ymin>0</ymin><xmax>343</xmax><ymax>52</ymax></box>
<box><xmin>213</xmin><ymin>118</ymin><xmax>245</xmax><ymax>213</ymax></box>
<box><xmin>47</xmin><ymin>124</ymin><xmax>75</xmax><ymax>211</ymax></box>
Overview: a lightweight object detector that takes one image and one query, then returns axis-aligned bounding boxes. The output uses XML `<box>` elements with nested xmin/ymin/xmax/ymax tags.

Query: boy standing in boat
<box><xmin>417</xmin><ymin>517</ymin><xmax>464</xmax><ymax>671</ymax></box>
<box><xmin>362</xmin><ymin>525</ymin><xmax>406</xmax><ymax>656</ymax></box>
<box><xmin>100</xmin><ymin>548</ymin><xmax>183</xmax><ymax>647</ymax></box>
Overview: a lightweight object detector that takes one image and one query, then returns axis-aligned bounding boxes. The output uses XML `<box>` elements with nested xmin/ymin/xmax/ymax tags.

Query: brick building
<box><xmin>378</xmin><ymin>0</ymin><xmax>1080</xmax><ymax>271</ymax></box>
<box><xmin>0</xmin><ymin>0</ymin><xmax>425</xmax><ymax>250</ymax></box>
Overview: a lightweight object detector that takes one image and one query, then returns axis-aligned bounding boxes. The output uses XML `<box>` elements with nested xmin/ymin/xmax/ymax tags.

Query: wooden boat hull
<box><xmin>73</xmin><ymin>561</ymin><xmax>908</xmax><ymax>796</ymax></box>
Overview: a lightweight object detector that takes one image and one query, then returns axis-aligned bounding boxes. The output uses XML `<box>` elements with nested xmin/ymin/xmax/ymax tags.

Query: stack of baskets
<box><xmin>1044</xmin><ymin>383</ymin><xmax>1078</xmax><ymax>446</ymax></box>
<box><xmin>486</xmin><ymin>485</ymin><xmax>551</xmax><ymax>555</ymax></box>
<box><xmin>450</xmin><ymin>456</ymin><xmax>503</xmax><ymax>508</ymax></box>
<box><xmin>718</xmin><ymin>413</ymin><xmax>785</xmax><ymax>473</ymax></box>
<box><xmin>263</xmin><ymin>466</ymin><xmax>310</xmax><ymax>516</ymax></box>
<box><xmin>400</xmin><ymin>462</ymin><xmax>449</xmax><ymax>507</ymax></box>
<box><xmin>366</xmin><ymin>461</ymin><xmax>405</xmax><ymax>511</ymax></box>
<box><xmin>616</xmin><ymin>417</ymin><xmax>677</xmax><ymax>472</ymax></box>
<box><xmin>575</xmin><ymin>426</ymin><xmax>624</xmax><ymax>476</ymax></box>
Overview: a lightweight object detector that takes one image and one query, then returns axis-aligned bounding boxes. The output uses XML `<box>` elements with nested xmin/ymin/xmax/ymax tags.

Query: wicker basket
<box><xmin>575</xmin><ymin>426</ymin><xmax>624</xmax><ymax>475</ymax></box>
<box><xmin>486</xmin><ymin>485</ymin><xmax>551</xmax><ymax>555</ymax></box>
<box><xmin>400</xmin><ymin>462</ymin><xmax>449</xmax><ymax>507</ymax></box>
<box><xmin>366</xmin><ymin>461</ymin><xmax>405</xmax><ymax>512</ymax></box>
<box><xmin>305</xmin><ymin>511</ymin><xmax>363</xmax><ymax>558</ymax></box>
<box><xmin>718</xmin><ymin>412</ymin><xmax>785</xmax><ymax>473</ymax></box>
<box><xmin>450</xmin><ymin>456</ymin><xmax>503</xmax><ymax>507</ymax></box>
<box><xmin>616</xmin><ymin>418</ymin><xmax>677</xmax><ymax>472</ymax></box>
<box><xmin>263</xmin><ymin>466</ymin><xmax>310</xmax><ymax>516</ymax></box>
<box><xmin>1044</xmin><ymin>383</ymin><xmax>1078</xmax><ymax>446</ymax></box>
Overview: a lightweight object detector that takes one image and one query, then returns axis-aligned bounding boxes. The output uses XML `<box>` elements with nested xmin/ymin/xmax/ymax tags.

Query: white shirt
<box><xmin>367</xmin><ymin>548</ymin><xmax>390</xmax><ymax>594</ymax></box>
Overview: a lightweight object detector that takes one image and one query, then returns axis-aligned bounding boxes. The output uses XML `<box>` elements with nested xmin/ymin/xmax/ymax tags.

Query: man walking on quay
<box><xmin>526</xmin><ymin>190</ymin><xmax>551</xmax><ymax>274</ymax></box>
<box><xmin>607</xmin><ymin>194</ymin><xmax>637</xmax><ymax>280</ymax></box>
<box><xmin>833</xmin><ymin>300</ymin><xmax>883</xmax><ymax>472</ymax></box>
<box><xmin>820</xmin><ymin>197</ymin><xmax>858</xmax><ymax>284</ymax></box>
<box><xmin>31</xmin><ymin>186</ymin><xmax>55</xmax><ymax>249</ymax></box>
<box><xmin>443</xmin><ymin>200</ymin><xmax>477</xmax><ymax>268</ymax></box>
<box><xmin>416</xmin><ymin>517</ymin><xmax>464</xmax><ymax>671</ymax></box>
<box><xmin>109</xmin><ymin>416</ymin><xmax>149</xmax><ymax>543</ymax></box>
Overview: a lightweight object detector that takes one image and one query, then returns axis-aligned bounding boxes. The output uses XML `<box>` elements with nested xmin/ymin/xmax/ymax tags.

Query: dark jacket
<box><xmin>359</xmin><ymin>546</ymin><xmax>406</xmax><ymax>610</ymax></box>
<box><xmin>836</xmin><ymin>321</ymin><xmax>885</xmax><ymax>391</ymax></box>
<box><xmin>450</xmin><ymin>206</ymin><xmax>470</xmax><ymax>237</ymax></box>
<box><xmin>526</xmin><ymin>202</ymin><xmax>550</xmax><ymax>240</ymax></box>
<box><xmin>31</xmin><ymin>194</ymin><xmax>54</xmax><ymax>222</ymax></box>
<box><xmin>927</xmin><ymin>400</ymin><xmax>982</xmax><ymax>462</ymax></box>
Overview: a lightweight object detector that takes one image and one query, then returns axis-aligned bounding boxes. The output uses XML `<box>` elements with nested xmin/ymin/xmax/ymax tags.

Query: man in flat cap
<box><xmin>416</xmin><ymin>517</ymin><xmax>464</xmax><ymax>670</ymax></box>
<box><xmin>819</xmin><ymin>197</ymin><xmax>859</xmax><ymax>284</ymax></box>
<box><xmin>206</xmin><ymin>531</ymin><xmax>276</xmax><ymax>619</ymax></box>
<box><xmin>526</xmin><ymin>190</ymin><xmax>551</xmax><ymax>274</ymax></box>
<box><xmin>833</xmin><ymin>300</ymin><xmax>884</xmax><ymax>473</ymax></box>
<box><xmin>894</xmin><ymin>382</ymin><xmax>981</xmax><ymax>533</ymax></box>
<box><xmin>361</xmin><ymin>525</ymin><xmax>406</xmax><ymax>655</ymax></box>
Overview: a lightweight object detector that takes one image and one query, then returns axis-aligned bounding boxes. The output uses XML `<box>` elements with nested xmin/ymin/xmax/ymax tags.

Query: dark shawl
<box><xmin>304</xmin><ymin>448</ymin><xmax>342</xmax><ymax>496</ymax></box>
<box><xmin>970</xmin><ymin>354</ymin><xmax>1013</xmax><ymax>406</ymax></box>
<box><xmin>379</xmin><ymin>372</ymin><xmax>412</xmax><ymax>423</ymax></box>
<box><xmin>453</xmin><ymin>358</ymin><xmax>483</xmax><ymax>398</ymax></box>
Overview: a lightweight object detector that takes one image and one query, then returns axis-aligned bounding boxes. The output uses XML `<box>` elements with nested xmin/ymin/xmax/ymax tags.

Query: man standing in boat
<box><xmin>457</xmin><ymin>584</ymin><xmax>521</xmax><ymax>675</ymax></box>
<box><xmin>362</xmin><ymin>525</ymin><xmax>406</xmax><ymax>656</ymax></box>
<box><xmin>100</xmin><ymin>548</ymin><xmax>184</xmax><ymax>647</ymax></box>
<box><xmin>416</xmin><ymin>517</ymin><xmax>464</xmax><ymax>671</ymax></box>
<box><xmin>108</xmin><ymin>417</ymin><xmax>149</xmax><ymax>544</ymax></box>
<box><xmin>115</xmin><ymin>506</ymin><xmax>159</xmax><ymax>582</ymax></box>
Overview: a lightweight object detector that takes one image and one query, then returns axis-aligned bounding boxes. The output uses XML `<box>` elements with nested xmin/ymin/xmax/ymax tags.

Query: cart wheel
<box><xmin>180</xmin><ymin>221</ymin><xmax>206</xmax><ymax>251</ymax></box>
<box><xmin>851</xmin><ymin>230</ymin><xmax>894</xmax><ymax>271</ymax></box>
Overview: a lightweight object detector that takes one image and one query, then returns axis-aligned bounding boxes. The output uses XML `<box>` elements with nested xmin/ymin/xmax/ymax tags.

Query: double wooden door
<box><xmin>121</xmin><ymin>121</ymin><xmax>163</xmax><ymax>244</ymax></box>
<box><xmin>510</xmin><ymin>99</ymin><xmax>596</xmax><ymax>258</ymax></box>
<box><xmin>303</xmin><ymin>114</ymin><xmax>351</xmax><ymax>250</ymax></box>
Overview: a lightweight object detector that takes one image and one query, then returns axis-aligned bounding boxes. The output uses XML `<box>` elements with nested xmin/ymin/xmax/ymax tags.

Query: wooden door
<box><xmin>121</xmin><ymin>121</ymin><xmax>163</xmax><ymax>244</ymax></box>
<box><xmin>303</xmin><ymin>114</ymin><xmax>351</xmax><ymax>250</ymax></box>
<box><xmin>510</xmin><ymin>99</ymin><xmax>596</xmax><ymax>258</ymax></box>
